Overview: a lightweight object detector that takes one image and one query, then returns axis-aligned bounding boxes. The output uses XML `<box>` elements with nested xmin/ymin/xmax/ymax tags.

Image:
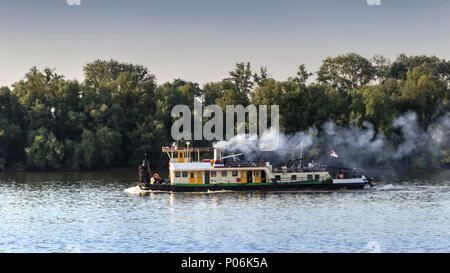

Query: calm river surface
<box><xmin>0</xmin><ymin>169</ymin><xmax>449</xmax><ymax>253</ymax></box>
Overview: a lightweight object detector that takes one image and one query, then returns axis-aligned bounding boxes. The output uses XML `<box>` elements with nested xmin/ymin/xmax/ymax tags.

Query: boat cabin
<box><xmin>162</xmin><ymin>145</ymin><xmax>333</xmax><ymax>186</ymax></box>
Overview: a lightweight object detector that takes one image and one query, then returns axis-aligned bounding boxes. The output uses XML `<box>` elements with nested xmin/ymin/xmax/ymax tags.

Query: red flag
<box><xmin>330</xmin><ymin>150</ymin><xmax>339</xmax><ymax>158</ymax></box>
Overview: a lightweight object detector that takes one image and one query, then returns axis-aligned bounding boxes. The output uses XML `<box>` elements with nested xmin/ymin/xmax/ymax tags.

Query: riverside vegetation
<box><xmin>0</xmin><ymin>53</ymin><xmax>449</xmax><ymax>170</ymax></box>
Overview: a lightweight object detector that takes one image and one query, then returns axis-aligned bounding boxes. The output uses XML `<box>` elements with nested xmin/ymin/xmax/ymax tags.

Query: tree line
<box><xmin>0</xmin><ymin>53</ymin><xmax>449</xmax><ymax>170</ymax></box>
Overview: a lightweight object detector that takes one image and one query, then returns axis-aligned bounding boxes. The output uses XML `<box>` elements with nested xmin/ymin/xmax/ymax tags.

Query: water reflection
<box><xmin>0</xmin><ymin>170</ymin><xmax>449</xmax><ymax>252</ymax></box>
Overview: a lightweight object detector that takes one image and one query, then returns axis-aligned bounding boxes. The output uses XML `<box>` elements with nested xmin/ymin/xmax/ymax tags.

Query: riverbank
<box><xmin>0</xmin><ymin>167</ymin><xmax>137</xmax><ymax>173</ymax></box>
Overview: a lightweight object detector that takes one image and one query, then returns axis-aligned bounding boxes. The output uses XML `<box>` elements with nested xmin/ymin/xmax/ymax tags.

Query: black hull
<box><xmin>140</xmin><ymin>182</ymin><xmax>366</xmax><ymax>192</ymax></box>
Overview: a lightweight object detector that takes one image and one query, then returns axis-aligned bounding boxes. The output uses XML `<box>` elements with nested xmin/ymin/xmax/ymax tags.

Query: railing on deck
<box><xmin>224</xmin><ymin>160</ymin><xmax>266</xmax><ymax>167</ymax></box>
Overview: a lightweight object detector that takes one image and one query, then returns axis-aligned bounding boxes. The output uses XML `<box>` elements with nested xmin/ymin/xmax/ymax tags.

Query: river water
<box><xmin>0</xmin><ymin>169</ymin><xmax>449</xmax><ymax>253</ymax></box>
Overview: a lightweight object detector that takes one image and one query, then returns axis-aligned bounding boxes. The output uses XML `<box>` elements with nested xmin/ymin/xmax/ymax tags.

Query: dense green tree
<box><xmin>12</xmin><ymin>67</ymin><xmax>66</xmax><ymax>131</ymax></box>
<box><xmin>360</xmin><ymin>85</ymin><xmax>395</xmax><ymax>136</ymax></box>
<box><xmin>386</xmin><ymin>54</ymin><xmax>450</xmax><ymax>80</ymax></box>
<box><xmin>0</xmin><ymin>87</ymin><xmax>27</xmax><ymax>168</ymax></box>
<box><xmin>25</xmin><ymin>127</ymin><xmax>64</xmax><ymax>169</ymax></box>
<box><xmin>95</xmin><ymin>126</ymin><xmax>122</xmax><ymax>167</ymax></box>
<box><xmin>202</xmin><ymin>81</ymin><xmax>224</xmax><ymax>105</ymax></box>
<box><xmin>154</xmin><ymin>80</ymin><xmax>192</xmax><ymax>139</ymax></box>
<box><xmin>80</xmin><ymin>129</ymin><xmax>96</xmax><ymax>169</ymax></box>
<box><xmin>372</xmin><ymin>54</ymin><xmax>391</xmax><ymax>82</ymax></box>
<box><xmin>250</xmin><ymin>78</ymin><xmax>285</xmax><ymax>130</ymax></box>
<box><xmin>1</xmin><ymin>54</ymin><xmax>449</xmax><ymax>170</ymax></box>
<box><xmin>83</xmin><ymin>59</ymin><xmax>155</xmax><ymax>87</ymax></box>
<box><xmin>228</xmin><ymin>62</ymin><xmax>254</xmax><ymax>105</ymax></box>
<box><xmin>317</xmin><ymin>53</ymin><xmax>376</xmax><ymax>92</ymax></box>
<box><xmin>395</xmin><ymin>66</ymin><xmax>448</xmax><ymax>123</ymax></box>
<box><xmin>292</xmin><ymin>64</ymin><xmax>312</xmax><ymax>86</ymax></box>
<box><xmin>204</xmin><ymin>79</ymin><xmax>236</xmax><ymax>110</ymax></box>
<box><xmin>250</xmin><ymin>78</ymin><xmax>283</xmax><ymax>106</ymax></box>
<box><xmin>253</xmin><ymin>66</ymin><xmax>269</xmax><ymax>87</ymax></box>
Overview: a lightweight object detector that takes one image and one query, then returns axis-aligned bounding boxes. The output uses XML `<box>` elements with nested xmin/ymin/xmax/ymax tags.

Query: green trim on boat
<box><xmin>173</xmin><ymin>181</ymin><xmax>324</xmax><ymax>187</ymax></box>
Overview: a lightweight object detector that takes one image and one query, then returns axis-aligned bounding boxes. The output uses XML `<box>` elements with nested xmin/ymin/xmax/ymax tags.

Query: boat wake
<box><xmin>124</xmin><ymin>186</ymin><xmax>172</xmax><ymax>196</ymax></box>
<box><xmin>124</xmin><ymin>184</ymin><xmax>450</xmax><ymax>196</ymax></box>
<box><xmin>373</xmin><ymin>184</ymin><xmax>450</xmax><ymax>192</ymax></box>
<box><xmin>205</xmin><ymin>189</ymin><xmax>234</xmax><ymax>194</ymax></box>
<box><xmin>124</xmin><ymin>186</ymin><xmax>147</xmax><ymax>195</ymax></box>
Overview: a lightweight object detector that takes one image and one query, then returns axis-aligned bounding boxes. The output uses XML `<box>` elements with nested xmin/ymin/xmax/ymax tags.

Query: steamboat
<box><xmin>137</xmin><ymin>144</ymin><xmax>373</xmax><ymax>192</ymax></box>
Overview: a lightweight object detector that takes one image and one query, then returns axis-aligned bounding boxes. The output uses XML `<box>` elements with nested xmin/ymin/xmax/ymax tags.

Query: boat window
<box><xmin>291</xmin><ymin>175</ymin><xmax>296</xmax><ymax>180</ymax></box>
<box><xmin>175</xmin><ymin>172</ymin><xmax>181</xmax><ymax>177</ymax></box>
<box><xmin>275</xmin><ymin>175</ymin><xmax>281</xmax><ymax>180</ymax></box>
<box><xmin>307</xmin><ymin>174</ymin><xmax>313</xmax><ymax>180</ymax></box>
<box><xmin>190</xmin><ymin>173</ymin><xmax>194</xmax><ymax>178</ymax></box>
<box><xmin>211</xmin><ymin>171</ymin><xmax>216</xmax><ymax>177</ymax></box>
<box><xmin>315</xmin><ymin>174</ymin><xmax>320</xmax><ymax>181</ymax></box>
<box><xmin>182</xmin><ymin>172</ymin><xmax>188</xmax><ymax>177</ymax></box>
<box><xmin>232</xmin><ymin>171</ymin><xmax>238</xmax><ymax>176</ymax></box>
<box><xmin>222</xmin><ymin>171</ymin><xmax>227</xmax><ymax>177</ymax></box>
<box><xmin>198</xmin><ymin>172</ymin><xmax>202</xmax><ymax>178</ymax></box>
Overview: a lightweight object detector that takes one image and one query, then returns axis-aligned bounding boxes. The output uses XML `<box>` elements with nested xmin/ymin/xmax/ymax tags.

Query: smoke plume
<box><xmin>214</xmin><ymin>111</ymin><xmax>450</xmax><ymax>170</ymax></box>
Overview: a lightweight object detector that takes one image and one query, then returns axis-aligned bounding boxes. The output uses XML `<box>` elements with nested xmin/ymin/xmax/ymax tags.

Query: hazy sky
<box><xmin>1</xmin><ymin>0</ymin><xmax>450</xmax><ymax>87</ymax></box>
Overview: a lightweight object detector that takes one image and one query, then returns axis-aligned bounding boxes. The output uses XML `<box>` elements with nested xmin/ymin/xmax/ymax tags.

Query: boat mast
<box><xmin>299</xmin><ymin>141</ymin><xmax>303</xmax><ymax>168</ymax></box>
<box><xmin>186</xmin><ymin>141</ymin><xmax>191</xmax><ymax>162</ymax></box>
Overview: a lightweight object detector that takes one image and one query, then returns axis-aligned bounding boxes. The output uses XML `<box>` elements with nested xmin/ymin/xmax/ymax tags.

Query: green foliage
<box><xmin>396</xmin><ymin>66</ymin><xmax>447</xmax><ymax>123</ymax></box>
<box><xmin>83</xmin><ymin>59</ymin><xmax>155</xmax><ymax>87</ymax></box>
<box><xmin>387</xmin><ymin>54</ymin><xmax>450</xmax><ymax>80</ymax></box>
<box><xmin>227</xmin><ymin>62</ymin><xmax>254</xmax><ymax>105</ymax></box>
<box><xmin>95</xmin><ymin>126</ymin><xmax>122</xmax><ymax>167</ymax></box>
<box><xmin>0</xmin><ymin>87</ymin><xmax>27</xmax><ymax>166</ymax></box>
<box><xmin>0</xmin><ymin>55</ymin><xmax>448</xmax><ymax>170</ymax></box>
<box><xmin>80</xmin><ymin>129</ymin><xmax>96</xmax><ymax>169</ymax></box>
<box><xmin>293</xmin><ymin>64</ymin><xmax>312</xmax><ymax>86</ymax></box>
<box><xmin>317</xmin><ymin>53</ymin><xmax>376</xmax><ymax>92</ymax></box>
<box><xmin>25</xmin><ymin>127</ymin><xmax>64</xmax><ymax>169</ymax></box>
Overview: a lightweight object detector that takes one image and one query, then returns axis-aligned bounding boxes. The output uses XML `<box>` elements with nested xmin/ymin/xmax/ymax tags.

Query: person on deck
<box><xmin>152</xmin><ymin>173</ymin><xmax>161</xmax><ymax>184</ymax></box>
<box><xmin>138</xmin><ymin>153</ymin><xmax>152</xmax><ymax>189</ymax></box>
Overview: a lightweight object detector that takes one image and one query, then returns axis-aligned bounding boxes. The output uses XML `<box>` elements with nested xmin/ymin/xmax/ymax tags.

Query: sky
<box><xmin>1</xmin><ymin>0</ymin><xmax>450</xmax><ymax>87</ymax></box>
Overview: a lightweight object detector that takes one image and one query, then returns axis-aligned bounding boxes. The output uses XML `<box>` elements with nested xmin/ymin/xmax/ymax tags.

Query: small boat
<box><xmin>137</xmin><ymin>146</ymin><xmax>373</xmax><ymax>192</ymax></box>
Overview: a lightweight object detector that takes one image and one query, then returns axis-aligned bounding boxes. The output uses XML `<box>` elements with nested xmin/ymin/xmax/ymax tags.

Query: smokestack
<box><xmin>214</xmin><ymin>148</ymin><xmax>222</xmax><ymax>161</ymax></box>
<box><xmin>300</xmin><ymin>141</ymin><xmax>303</xmax><ymax>168</ymax></box>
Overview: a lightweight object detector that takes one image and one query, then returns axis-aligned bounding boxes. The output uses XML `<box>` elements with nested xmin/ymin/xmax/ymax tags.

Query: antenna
<box><xmin>222</xmin><ymin>153</ymin><xmax>244</xmax><ymax>161</ymax></box>
<box><xmin>186</xmin><ymin>141</ymin><xmax>191</xmax><ymax>162</ymax></box>
<box><xmin>299</xmin><ymin>141</ymin><xmax>303</xmax><ymax>168</ymax></box>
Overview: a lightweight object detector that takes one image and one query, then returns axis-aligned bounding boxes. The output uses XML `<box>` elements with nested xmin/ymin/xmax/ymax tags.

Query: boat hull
<box><xmin>140</xmin><ymin>182</ymin><xmax>367</xmax><ymax>192</ymax></box>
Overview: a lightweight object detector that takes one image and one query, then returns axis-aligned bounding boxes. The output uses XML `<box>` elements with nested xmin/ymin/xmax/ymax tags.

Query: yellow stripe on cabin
<box><xmin>189</xmin><ymin>172</ymin><xmax>195</xmax><ymax>184</ymax></box>
<box><xmin>255</xmin><ymin>170</ymin><xmax>261</xmax><ymax>183</ymax></box>
<box><xmin>241</xmin><ymin>171</ymin><xmax>247</xmax><ymax>183</ymax></box>
<box><xmin>196</xmin><ymin>171</ymin><xmax>202</xmax><ymax>184</ymax></box>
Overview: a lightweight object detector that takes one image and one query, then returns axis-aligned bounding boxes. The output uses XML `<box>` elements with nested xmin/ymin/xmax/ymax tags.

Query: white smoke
<box><xmin>214</xmin><ymin>111</ymin><xmax>450</xmax><ymax>169</ymax></box>
<box><xmin>392</xmin><ymin>112</ymin><xmax>427</xmax><ymax>159</ymax></box>
<box><xmin>214</xmin><ymin>127</ymin><xmax>317</xmax><ymax>161</ymax></box>
<box><xmin>429</xmin><ymin>113</ymin><xmax>450</xmax><ymax>145</ymax></box>
<box><xmin>214</xmin><ymin>133</ymin><xmax>259</xmax><ymax>155</ymax></box>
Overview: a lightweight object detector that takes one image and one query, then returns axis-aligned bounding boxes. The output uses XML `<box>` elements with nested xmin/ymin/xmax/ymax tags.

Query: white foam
<box><xmin>373</xmin><ymin>184</ymin><xmax>450</xmax><ymax>192</ymax></box>
<box><xmin>374</xmin><ymin>184</ymin><xmax>396</xmax><ymax>191</ymax></box>
<box><xmin>205</xmin><ymin>189</ymin><xmax>234</xmax><ymax>194</ymax></box>
<box><xmin>124</xmin><ymin>186</ymin><xmax>148</xmax><ymax>195</ymax></box>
